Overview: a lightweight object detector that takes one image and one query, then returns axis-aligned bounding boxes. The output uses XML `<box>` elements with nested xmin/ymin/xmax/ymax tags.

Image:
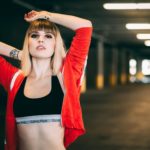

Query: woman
<box><xmin>0</xmin><ymin>10</ymin><xmax>92</xmax><ymax>150</ymax></box>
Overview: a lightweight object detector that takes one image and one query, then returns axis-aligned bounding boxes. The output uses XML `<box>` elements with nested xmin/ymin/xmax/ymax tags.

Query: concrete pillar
<box><xmin>81</xmin><ymin>75</ymin><xmax>86</xmax><ymax>93</ymax></box>
<box><xmin>96</xmin><ymin>39</ymin><xmax>104</xmax><ymax>89</ymax></box>
<box><xmin>119</xmin><ymin>50</ymin><xmax>129</xmax><ymax>84</ymax></box>
<box><xmin>109</xmin><ymin>48</ymin><xmax>118</xmax><ymax>87</ymax></box>
<box><xmin>136</xmin><ymin>58</ymin><xmax>144</xmax><ymax>81</ymax></box>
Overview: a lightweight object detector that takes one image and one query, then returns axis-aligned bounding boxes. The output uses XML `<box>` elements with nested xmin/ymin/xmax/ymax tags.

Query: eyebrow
<box><xmin>28</xmin><ymin>31</ymin><xmax>38</xmax><ymax>35</ymax></box>
<box><xmin>45</xmin><ymin>31</ymin><xmax>53</xmax><ymax>34</ymax></box>
<box><xmin>28</xmin><ymin>31</ymin><xmax>55</xmax><ymax>36</ymax></box>
<box><xmin>29</xmin><ymin>31</ymin><xmax>53</xmax><ymax>34</ymax></box>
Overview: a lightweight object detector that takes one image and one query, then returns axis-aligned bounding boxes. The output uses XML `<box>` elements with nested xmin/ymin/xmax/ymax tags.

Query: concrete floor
<box><xmin>68</xmin><ymin>83</ymin><xmax>150</xmax><ymax>150</ymax></box>
<box><xmin>1</xmin><ymin>83</ymin><xmax>150</xmax><ymax>150</ymax></box>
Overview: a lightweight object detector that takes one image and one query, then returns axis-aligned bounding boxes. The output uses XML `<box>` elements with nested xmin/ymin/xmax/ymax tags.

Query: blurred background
<box><xmin>1</xmin><ymin>0</ymin><xmax>150</xmax><ymax>150</ymax></box>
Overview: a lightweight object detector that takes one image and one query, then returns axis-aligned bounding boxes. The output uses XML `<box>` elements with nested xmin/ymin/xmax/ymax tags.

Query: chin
<box><xmin>31</xmin><ymin>55</ymin><xmax>51</xmax><ymax>59</ymax></box>
<box><xmin>31</xmin><ymin>52</ymin><xmax>53</xmax><ymax>58</ymax></box>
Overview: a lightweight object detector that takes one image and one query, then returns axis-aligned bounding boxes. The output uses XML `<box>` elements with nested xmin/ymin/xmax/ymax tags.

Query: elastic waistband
<box><xmin>16</xmin><ymin>114</ymin><xmax>61</xmax><ymax>124</ymax></box>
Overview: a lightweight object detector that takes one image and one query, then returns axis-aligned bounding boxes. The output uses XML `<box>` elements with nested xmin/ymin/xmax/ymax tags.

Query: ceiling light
<box><xmin>136</xmin><ymin>34</ymin><xmax>150</xmax><ymax>40</ymax></box>
<box><xmin>144</xmin><ymin>40</ymin><xmax>150</xmax><ymax>46</ymax></box>
<box><xmin>126</xmin><ymin>23</ymin><xmax>150</xmax><ymax>29</ymax></box>
<box><xmin>103</xmin><ymin>3</ymin><xmax>150</xmax><ymax>10</ymax></box>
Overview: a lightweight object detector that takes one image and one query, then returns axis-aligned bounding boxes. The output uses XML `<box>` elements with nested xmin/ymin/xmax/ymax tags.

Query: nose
<box><xmin>38</xmin><ymin>36</ymin><xmax>44</xmax><ymax>43</ymax></box>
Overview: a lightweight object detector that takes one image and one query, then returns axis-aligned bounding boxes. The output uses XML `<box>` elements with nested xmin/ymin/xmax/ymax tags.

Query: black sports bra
<box><xmin>13</xmin><ymin>76</ymin><xmax>64</xmax><ymax>118</ymax></box>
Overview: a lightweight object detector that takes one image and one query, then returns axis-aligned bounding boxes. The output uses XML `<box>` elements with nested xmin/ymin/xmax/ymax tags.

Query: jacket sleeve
<box><xmin>66</xmin><ymin>27</ymin><xmax>93</xmax><ymax>86</ymax></box>
<box><xmin>0</xmin><ymin>56</ymin><xmax>18</xmax><ymax>92</ymax></box>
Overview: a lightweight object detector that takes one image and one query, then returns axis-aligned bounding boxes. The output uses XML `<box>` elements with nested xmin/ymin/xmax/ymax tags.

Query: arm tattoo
<box><xmin>9</xmin><ymin>49</ymin><xmax>20</xmax><ymax>59</ymax></box>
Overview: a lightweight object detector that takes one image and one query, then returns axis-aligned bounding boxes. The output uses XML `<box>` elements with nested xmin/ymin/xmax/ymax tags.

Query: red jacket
<box><xmin>0</xmin><ymin>27</ymin><xmax>92</xmax><ymax>150</ymax></box>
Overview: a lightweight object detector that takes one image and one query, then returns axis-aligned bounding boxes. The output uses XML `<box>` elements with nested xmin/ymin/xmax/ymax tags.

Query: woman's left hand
<box><xmin>24</xmin><ymin>10</ymin><xmax>50</xmax><ymax>22</ymax></box>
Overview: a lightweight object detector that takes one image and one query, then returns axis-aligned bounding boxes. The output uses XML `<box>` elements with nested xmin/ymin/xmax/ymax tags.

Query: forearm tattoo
<box><xmin>9</xmin><ymin>49</ymin><xmax>20</xmax><ymax>59</ymax></box>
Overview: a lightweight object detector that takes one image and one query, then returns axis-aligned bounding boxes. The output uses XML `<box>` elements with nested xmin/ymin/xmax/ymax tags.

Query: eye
<box><xmin>45</xmin><ymin>34</ymin><xmax>53</xmax><ymax>39</ymax></box>
<box><xmin>30</xmin><ymin>34</ymin><xmax>39</xmax><ymax>38</ymax></box>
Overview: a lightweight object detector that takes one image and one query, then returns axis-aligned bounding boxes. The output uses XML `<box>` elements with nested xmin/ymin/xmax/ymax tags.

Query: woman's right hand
<box><xmin>24</xmin><ymin>10</ymin><xmax>51</xmax><ymax>22</ymax></box>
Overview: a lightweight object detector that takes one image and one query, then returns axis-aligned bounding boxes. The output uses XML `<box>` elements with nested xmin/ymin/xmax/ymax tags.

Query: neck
<box><xmin>30</xmin><ymin>57</ymin><xmax>53</xmax><ymax>79</ymax></box>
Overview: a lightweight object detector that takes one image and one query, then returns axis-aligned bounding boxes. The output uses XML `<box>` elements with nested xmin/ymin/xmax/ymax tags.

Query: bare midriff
<box><xmin>17</xmin><ymin>122</ymin><xmax>66</xmax><ymax>150</ymax></box>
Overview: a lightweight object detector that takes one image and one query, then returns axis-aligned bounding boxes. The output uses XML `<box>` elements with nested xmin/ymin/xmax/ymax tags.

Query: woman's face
<box><xmin>28</xmin><ymin>30</ymin><xmax>55</xmax><ymax>58</ymax></box>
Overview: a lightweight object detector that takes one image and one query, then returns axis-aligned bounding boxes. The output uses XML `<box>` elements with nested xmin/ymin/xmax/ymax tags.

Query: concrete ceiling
<box><xmin>1</xmin><ymin>0</ymin><xmax>150</xmax><ymax>57</ymax></box>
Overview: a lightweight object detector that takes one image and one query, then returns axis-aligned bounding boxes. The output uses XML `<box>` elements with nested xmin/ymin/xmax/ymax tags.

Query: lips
<box><xmin>36</xmin><ymin>45</ymin><xmax>46</xmax><ymax>50</ymax></box>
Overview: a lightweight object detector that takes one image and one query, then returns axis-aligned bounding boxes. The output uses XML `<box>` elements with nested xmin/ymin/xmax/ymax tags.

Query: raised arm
<box><xmin>25</xmin><ymin>10</ymin><xmax>93</xmax><ymax>86</ymax></box>
<box><xmin>24</xmin><ymin>10</ymin><xmax>92</xmax><ymax>30</ymax></box>
<box><xmin>0</xmin><ymin>42</ymin><xmax>22</xmax><ymax>60</ymax></box>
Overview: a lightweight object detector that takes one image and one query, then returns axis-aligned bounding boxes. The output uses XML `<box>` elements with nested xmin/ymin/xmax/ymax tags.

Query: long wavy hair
<box><xmin>21</xmin><ymin>19</ymin><xmax>66</xmax><ymax>76</ymax></box>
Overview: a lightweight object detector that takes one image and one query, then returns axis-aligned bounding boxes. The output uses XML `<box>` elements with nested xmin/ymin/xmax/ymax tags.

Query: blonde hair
<box><xmin>21</xmin><ymin>19</ymin><xmax>66</xmax><ymax>76</ymax></box>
